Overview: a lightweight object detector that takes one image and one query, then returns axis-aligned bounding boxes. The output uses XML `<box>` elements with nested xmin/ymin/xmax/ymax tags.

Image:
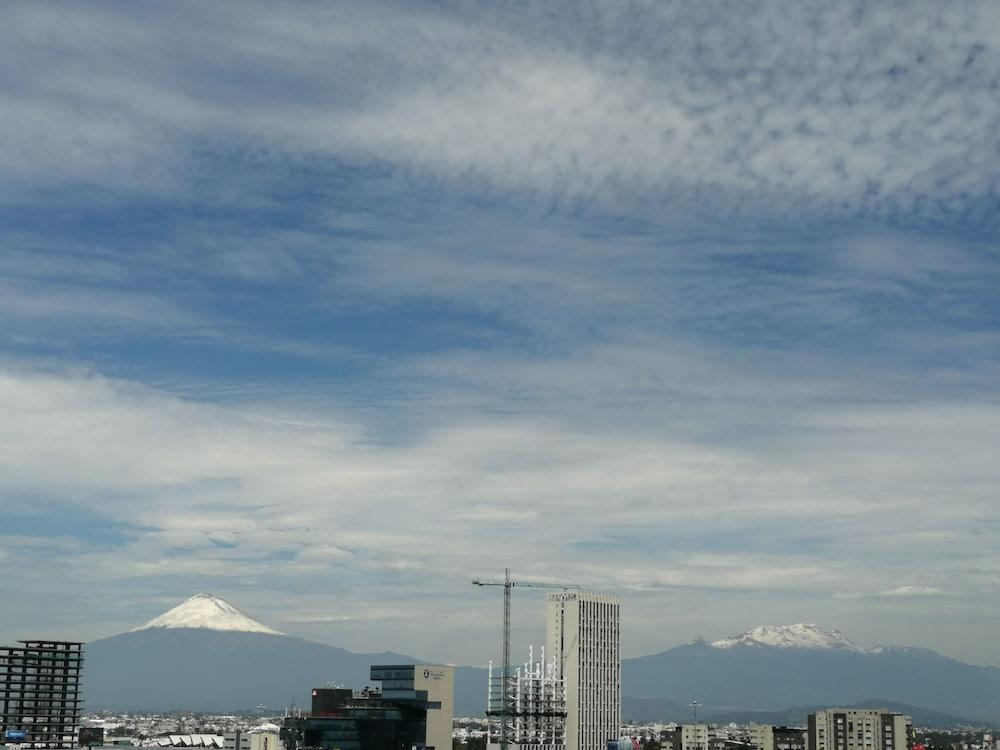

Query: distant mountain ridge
<box><xmin>86</xmin><ymin>595</ymin><xmax>485</xmax><ymax>715</ymax></box>
<box><xmin>623</xmin><ymin>634</ymin><xmax>1000</xmax><ymax>723</ymax></box>
<box><xmin>708</xmin><ymin>623</ymin><xmax>868</xmax><ymax>653</ymax></box>
<box><xmin>84</xmin><ymin>599</ymin><xmax>1000</xmax><ymax>724</ymax></box>
<box><xmin>622</xmin><ymin>697</ymin><xmax>981</xmax><ymax>729</ymax></box>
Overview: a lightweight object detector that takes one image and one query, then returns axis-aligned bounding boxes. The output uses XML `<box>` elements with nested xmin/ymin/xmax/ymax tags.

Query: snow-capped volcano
<box><xmin>709</xmin><ymin>623</ymin><xmax>868</xmax><ymax>652</ymax></box>
<box><xmin>132</xmin><ymin>593</ymin><xmax>283</xmax><ymax>635</ymax></box>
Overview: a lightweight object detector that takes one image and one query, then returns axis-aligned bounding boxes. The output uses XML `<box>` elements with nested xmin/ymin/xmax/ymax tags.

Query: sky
<box><xmin>1</xmin><ymin>0</ymin><xmax>999</xmax><ymax>668</ymax></box>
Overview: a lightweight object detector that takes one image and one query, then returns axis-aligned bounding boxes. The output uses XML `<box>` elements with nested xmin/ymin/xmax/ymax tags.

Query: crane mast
<box><xmin>473</xmin><ymin>568</ymin><xmax>579</xmax><ymax>750</ymax></box>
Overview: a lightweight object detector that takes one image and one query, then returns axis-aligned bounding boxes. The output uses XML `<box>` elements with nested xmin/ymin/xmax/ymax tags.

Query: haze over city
<box><xmin>1</xmin><ymin>0</ymin><xmax>998</xmax><ymax>670</ymax></box>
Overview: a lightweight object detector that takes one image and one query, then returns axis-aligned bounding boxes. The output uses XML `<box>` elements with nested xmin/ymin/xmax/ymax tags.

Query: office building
<box><xmin>372</xmin><ymin>664</ymin><xmax>453</xmax><ymax>750</ymax></box>
<box><xmin>546</xmin><ymin>592</ymin><xmax>621</xmax><ymax>750</ymax></box>
<box><xmin>807</xmin><ymin>709</ymin><xmax>912</xmax><ymax>750</ymax></box>
<box><xmin>282</xmin><ymin>663</ymin><xmax>453</xmax><ymax>750</ymax></box>
<box><xmin>0</xmin><ymin>640</ymin><xmax>83</xmax><ymax>750</ymax></box>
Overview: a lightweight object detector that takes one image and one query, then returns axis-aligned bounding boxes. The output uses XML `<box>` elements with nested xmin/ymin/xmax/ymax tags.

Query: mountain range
<box><xmin>84</xmin><ymin>595</ymin><xmax>1000</xmax><ymax>724</ymax></box>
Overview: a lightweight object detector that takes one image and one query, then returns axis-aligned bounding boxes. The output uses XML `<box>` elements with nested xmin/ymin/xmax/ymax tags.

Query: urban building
<box><xmin>660</xmin><ymin>725</ymin><xmax>713</xmax><ymax>750</ymax></box>
<box><xmin>0</xmin><ymin>639</ymin><xmax>83</xmax><ymax>750</ymax></box>
<box><xmin>486</xmin><ymin>645</ymin><xmax>567</xmax><ymax>750</ymax></box>
<box><xmin>374</xmin><ymin>664</ymin><xmax>453</xmax><ymax>750</ymax></box>
<box><xmin>224</xmin><ymin>731</ymin><xmax>252</xmax><ymax>750</ymax></box>
<box><xmin>281</xmin><ymin>663</ymin><xmax>454</xmax><ymax>750</ymax></box>
<box><xmin>249</xmin><ymin>731</ymin><xmax>282</xmax><ymax>750</ymax></box>
<box><xmin>546</xmin><ymin>592</ymin><xmax>622</xmax><ymax>750</ymax></box>
<box><xmin>750</xmin><ymin>725</ymin><xmax>806</xmax><ymax>750</ymax></box>
<box><xmin>807</xmin><ymin>710</ymin><xmax>912</xmax><ymax>750</ymax></box>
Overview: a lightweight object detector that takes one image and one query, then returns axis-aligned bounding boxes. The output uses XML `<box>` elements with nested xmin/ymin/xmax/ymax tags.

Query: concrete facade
<box><xmin>750</xmin><ymin>725</ymin><xmax>806</xmax><ymax>750</ymax></box>
<box><xmin>546</xmin><ymin>592</ymin><xmax>621</xmax><ymax>750</ymax></box>
<box><xmin>807</xmin><ymin>710</ymin><xmax>912</xmax><ymax>750</ymax></box>
<box><xmin>414</xmin><ymin>665</ymin><xmax>455</xmax><ymax>750</ymax></box>
<box><xmin>660</xmin><ymin>725</ymin><xmax>716</xmax><ymax>750</ymax></box>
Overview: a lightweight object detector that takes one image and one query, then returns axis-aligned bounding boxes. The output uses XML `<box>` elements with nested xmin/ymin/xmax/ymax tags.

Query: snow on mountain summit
<box><xmin>132</xmin><ymin>593</ymin><xmax>284</xmax><ymax>635</ymax></box>
<box><xmin>709</xmin><ymin>623</ymin><xmax>869</xmax><ymax>652</ymax></box>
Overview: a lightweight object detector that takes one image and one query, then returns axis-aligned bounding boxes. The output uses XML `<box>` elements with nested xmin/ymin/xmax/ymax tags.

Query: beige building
<box><xmin>547</xmin><ymin>592</ymin><xmax>622</xmax><ymax>750</ymax></box>
<box><xmin>807</xmin><ymin>709</ymin><xmax>912</xmax><ymax>750</ymax></box>
<box><xmin>660</xmin><ymin>724</ymin><xmax>715</xmax><ymax>750</ymax></box>
<box><xmin>682</xmin><ymin>725</ymin><xmax>711</xmax><ymax>750</ymax></box>
<box><xmin>249</xmin><ymin>732</ymin><xmax>282</xmax><ymax>750</ymax></box>
<box><xmin>415</xmin><ymin>665</ymin><xmax>455</xmax><ymax>750</ymax></box>
<box><xmin>749</xmin><ymin>724</ymin><xmax>806</xmax><ymax>750</ymax></box>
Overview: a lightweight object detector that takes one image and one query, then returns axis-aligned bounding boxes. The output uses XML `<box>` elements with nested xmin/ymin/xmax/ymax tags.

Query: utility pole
<box><xmin>473</xmin><ymin>568</ymin><xmax>579</xmax><ymax>750</ymax></box>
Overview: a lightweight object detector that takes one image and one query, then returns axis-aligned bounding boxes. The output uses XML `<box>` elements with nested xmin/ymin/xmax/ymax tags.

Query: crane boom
<box><xmin>473</xmin><ymin>569</ymin><xmax>579</xmax><ymax>750</ymax></box>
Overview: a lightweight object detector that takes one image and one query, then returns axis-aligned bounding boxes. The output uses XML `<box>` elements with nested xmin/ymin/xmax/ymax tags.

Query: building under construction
<box><xmin>487</xmin><ymin>646</ymin><xmax>567</xmax><ymax>750</ymax></box>
<box><xmin>0</xmin><ymin>640</ymin><xmax>83</xmax><ymax>749</ymax></box>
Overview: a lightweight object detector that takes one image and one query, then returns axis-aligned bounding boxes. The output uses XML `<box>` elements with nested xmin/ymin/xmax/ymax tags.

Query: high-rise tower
<box><xmin>546</xmin><ymin>592</ymin><xmax>621</xmax><ymax>750</ymax></box>
<box><xmin>0</xmin><ymin>640</ymin><xmax>83</xmax><ymax>750</ymax></box>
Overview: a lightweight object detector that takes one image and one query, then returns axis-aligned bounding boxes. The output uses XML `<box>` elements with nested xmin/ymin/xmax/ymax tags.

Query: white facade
<box><xmin>808</xmin><ymin>709</ymin><xmax>911</xmax><ymax>750</ymax></box>
<box><xmin>546</xmin><ymin>592</ymin><xmax>621</xmax><ymax>750</ymax></box>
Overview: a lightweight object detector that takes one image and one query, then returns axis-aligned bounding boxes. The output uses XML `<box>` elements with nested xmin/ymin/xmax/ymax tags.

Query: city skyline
<box><xmin>1</xmin><ymin>1</ymin><xmax>998</xmax><ymax>668</ymax></box>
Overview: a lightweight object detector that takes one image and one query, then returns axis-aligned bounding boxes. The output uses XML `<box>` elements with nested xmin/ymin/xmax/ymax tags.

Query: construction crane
<box><xmin>472</xmin><ymin>568</ymin><xmax>579</xmax><ymax>750</ymax></box>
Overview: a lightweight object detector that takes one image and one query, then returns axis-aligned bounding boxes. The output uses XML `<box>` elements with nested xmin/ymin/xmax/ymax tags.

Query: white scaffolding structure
<box><xmin>487</xmin><ymin>646</ymin><xmax>567</xmax><ymax>750</ymax></box>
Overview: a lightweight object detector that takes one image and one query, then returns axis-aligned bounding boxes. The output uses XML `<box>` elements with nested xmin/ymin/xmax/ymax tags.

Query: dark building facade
<box><xmin>79</xmin><ymin>726</ymin><xmax>105</xmax><ymax>747</ymax></box>
<box><xmin>281</xmin><ymin>664</ymin><xmax>453</xmax><ymax>750</ymax></box>
<box><xmin>0</xmin><ymin>640</ymin><xmax>84</xmax><ymax>750</ymax></box>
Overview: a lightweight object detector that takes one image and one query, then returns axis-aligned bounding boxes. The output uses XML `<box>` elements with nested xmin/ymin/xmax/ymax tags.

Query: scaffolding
<box><xmin>0</xmin><ymin>640</ymin><xmax>83</xmax><ymax>749</ymax></box>
<box><xmin>487</xmin><ymin>646</ymin><xmax>566</xmax><ymax>750</ymax></box>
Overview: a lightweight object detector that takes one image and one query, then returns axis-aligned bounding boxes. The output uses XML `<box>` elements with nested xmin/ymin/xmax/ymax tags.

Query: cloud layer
<box><xmin>0</xmin><ymin>0</ymin><xmax>998</xmax><ymax>667</ymax></box>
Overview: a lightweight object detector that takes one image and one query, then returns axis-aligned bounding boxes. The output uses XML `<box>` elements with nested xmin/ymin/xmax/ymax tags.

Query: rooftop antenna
<box><xmin>690</xmin><ymin>700</ymin><xmax>702</xmax><ymax>723</ymax></box>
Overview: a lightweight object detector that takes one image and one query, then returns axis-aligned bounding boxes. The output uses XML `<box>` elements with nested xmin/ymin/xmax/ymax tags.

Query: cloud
<box><xmin>1</xmin><ymin>364</ymin><xmax>998</xmax><ymax>661</ymax></box>
<box><xmin>1</xmin><ymin>1</ymin><xmax>998</xmax><ymax>226</ymax></box>
<box><xmin>880</xmin><ymin>586</ymin><xmax>943</xmax><ymax>597</ymax></box>
<box><xmin>1</xmin><ymin>1</ymin><xmax>999</xmax><ymax>667</ymax></box>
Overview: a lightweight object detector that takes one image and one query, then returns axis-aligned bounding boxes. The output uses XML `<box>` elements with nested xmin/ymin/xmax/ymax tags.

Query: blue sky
<box><xmin>1</xmin><ymin>0</ymin><xmax>999</xmax><ymax>667</ymax></box>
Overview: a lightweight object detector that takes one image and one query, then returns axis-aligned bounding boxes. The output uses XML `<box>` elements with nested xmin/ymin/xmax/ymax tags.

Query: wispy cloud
<box><xmin>0</xmin><ymin>0</ymin><xmax>998</xmax><ymax>667</ymax></box>
<box><xmin>2</xmin><ymin>2</ymin><xmax>998</xmax><ymax>225</ymax></box>
<box><xmin>1</xmin><ymin>364</ymin><xmax>998</xmax><ymax>661</ymax></box>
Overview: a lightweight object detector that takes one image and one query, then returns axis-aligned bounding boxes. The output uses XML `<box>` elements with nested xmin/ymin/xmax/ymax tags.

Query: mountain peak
<box><xmin>132</xmin><ymin>593</ymin><xmax>284</xmax><ymax>635</ymax></box>
<box><xmin>709</xmin><ymin>623</ymin><xmax>868</xmax><ymax>652</ymax></box>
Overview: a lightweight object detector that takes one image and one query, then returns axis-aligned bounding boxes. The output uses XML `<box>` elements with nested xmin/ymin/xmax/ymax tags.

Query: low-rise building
<box><xmin>661</xmin><ymin>725</ymin><xmax>715</xmax><ymax>750</ymax></box>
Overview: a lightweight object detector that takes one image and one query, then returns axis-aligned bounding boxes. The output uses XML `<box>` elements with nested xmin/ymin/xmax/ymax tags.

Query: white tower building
<box><xmin>546</xmin><ymin>592</ymin><xmax>621</xmax><ymax>750</ymax></box>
